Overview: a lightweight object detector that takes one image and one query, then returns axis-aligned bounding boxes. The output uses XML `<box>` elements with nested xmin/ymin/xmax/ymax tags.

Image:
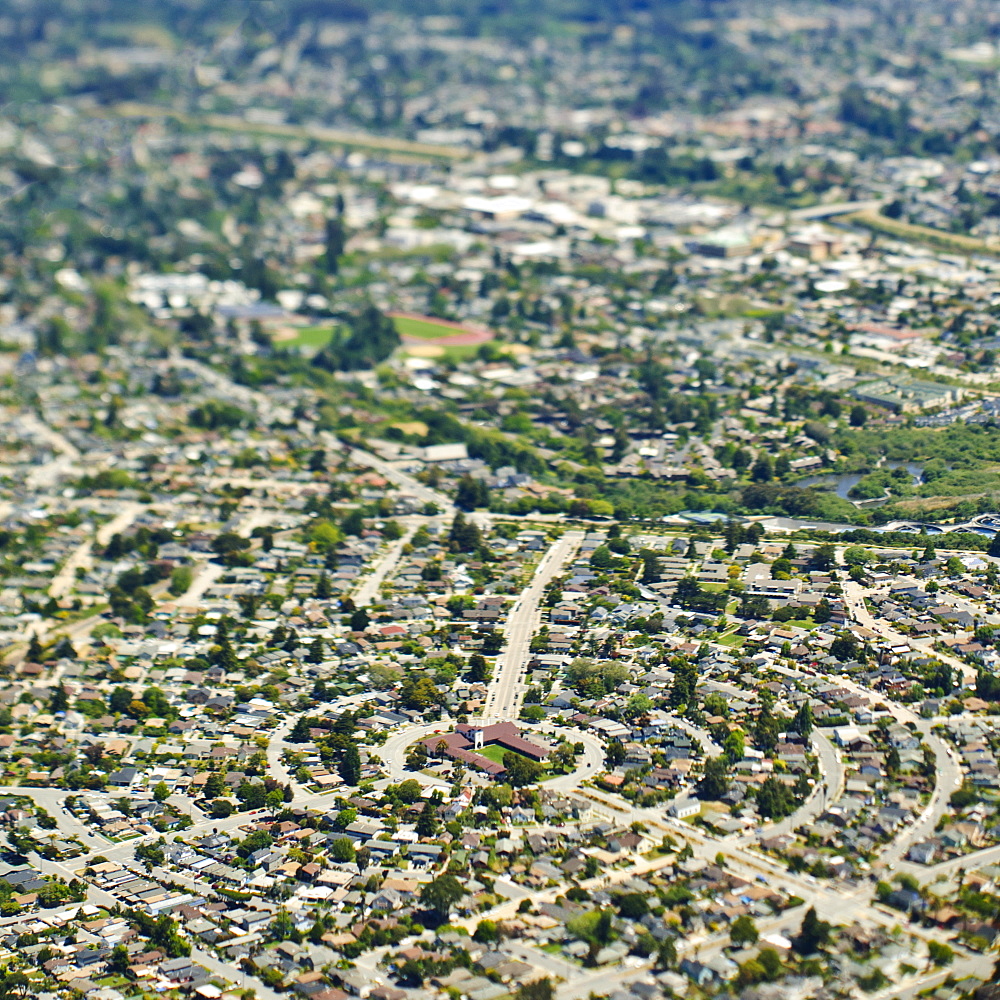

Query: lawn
<box><xmin>478</xmin><ymin>743</ymin><xmax>513</xmax><ymax>765</ymax></box>
<box><xmin>478</xmin><ymin>744</ymin><xmax>549</xmax><ymax>771</ymax></box>
<box><xmin>275</xmin><ymin>326</ymin><xmax>334</xmax><ymax>350</ymax></box>
<box><xmin>393</xmin><ymin>315</ymin><xmax>469</xmax><ymax>339</ymax></box>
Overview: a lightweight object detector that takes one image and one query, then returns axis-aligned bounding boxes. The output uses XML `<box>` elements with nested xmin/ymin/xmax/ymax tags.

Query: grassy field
<box><xmin>393</xmin><ymin>315</ymin><xmax>472</xmax><ymax>340</ymax></box>
<box><xmin>275</xmin><ymin>326</ymin><xmax>334</xmax><ymax>350</ymax></box>
<box><xmin>402</xmin><ymin>342</ymin><xmax>482</xmax><ymax>362</ymax></box>
<box><xmin>847</xmin><ymin>210</ymin><xmax>999</xmax><ymax>256</ymax></box>
<box><xmin>98</xmin><ymin>103</ymin><xmax>467</xmax><ymax>161</ymax></box>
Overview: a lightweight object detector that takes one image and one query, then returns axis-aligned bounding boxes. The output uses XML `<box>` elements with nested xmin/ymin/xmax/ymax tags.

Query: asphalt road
<box><xmin>842</xmin><ymin>580</ymin><xmax>976</xmax><ymax>686</ymax></box>
<box><xmin>481</xmin><ymin>531</ymin><xmax>583</xmax><ymax>722</ymax></box>
<box><xmin>352</xmin><ymin>524</ymin><xmax>417</xmax><ymax>606</ymax></box>
<box><xmin>755</xmin><ymin>730</ymin><xmax>845</xmax><ymax>841</ymax></box>
<box><xmin>49</xmin><ymin>501</ymin><xmax>145</xmax><ymax>600</ymax></box>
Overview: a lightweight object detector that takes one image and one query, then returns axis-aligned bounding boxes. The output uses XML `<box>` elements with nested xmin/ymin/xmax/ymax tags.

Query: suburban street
<box><xmin>352</xmin><ymin>523</ymin><xmax>418</xmax><ymax>606</ymax></box>
<box><xmin>843</xmin><ymin>579</ymin><xmax>977</xmax><ymax>686</ymax></box>
<box><xmin>49</xmin><ymin>501</ymin><xmax>145</xmax><ymax>599</ymax></box>
<box><xmin>481</xmin><ymin>530</ymin><xmax>583</xmax><ymax>722</ymax></box>
<box><xmin>755</xmin><ymin>730</ymin><xmax>844</xmax><ymax>841</ymax></box>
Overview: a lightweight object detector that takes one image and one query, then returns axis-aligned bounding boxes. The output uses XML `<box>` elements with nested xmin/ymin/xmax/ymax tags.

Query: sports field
<box><xmin>390</xmin><ymin>312</ymin><xmax>494</xmax><ymax>345</ymax></box>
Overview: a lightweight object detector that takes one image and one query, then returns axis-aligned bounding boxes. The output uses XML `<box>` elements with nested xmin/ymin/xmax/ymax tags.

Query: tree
<box><xmin>455</xmin><ymin>475</ymin><xmax>490</xmax><ymax>511</ymax></box>
<box><xmin>722</xmin><ymin>730</ymin><xmax>745</xmax><ymax>764</ymax></box>
<box><xmin>416</xmin><ymin>799</ymin><xmax>440</xmax><ymax>837</ymax></box>
<box><xmin>53</xmin><ymin>635</ymin><xmax>76</xmax><ymax>660</ymax></box>
<box><xmin>349</xmin><ymin>607</ymin><xmax>370</xmax><ymax>632</ymax></box>
<box><xmin>312</xmin><ymin>304</ymin><xmax>400</xmax><ymax>371</ymax></box>
<box><xmin>355</xmin><ymin>845</ymin><xmax>371</xmax><ymax>874</ymax></box>
<box><xmin>324</xmin><ymin>216</ymin><xmax>346</xmax><ymax>274</ymax></box>
<box><xmin>152</xmin><ymin>782</ymin><xmax>170</xmax><ymax>803</ymax></box>
<box><xmin>474</xmin><ymin>919</ymin><xmax>501</xmax><ymax>943</ymax></box>
<box><xmin>330</xmin><ymin>838</ymin><xmax>355</xmax><ymax>863</ymax></box>
<box><xmin>589</xmin><ymin>545</ymin><xmax>614</xmax><ymax>569</ymax></box>
<box><xmin>927</xmin><ymin>940</ymin><xmax>954</xmax><ymax>966</ymax></box>
<box><xmin>641</xmin><ymin>554</ymin><xmax>662</xmax><ymax>583</ymax></box>
<box><xmin>830</xmin><ymin>633</ymin><xmax>859</xmax><ymax>662</ymax></box>
<box><xmin>849</xmin><ymin>405</ymin><xmax>867</xmax><ymax>427</ymax></box>
<box><xmin>210</xmin><ymin>799</ymin><xmax>234</xmax><ymax>819</ymax></box>
<box><xmin>268</xmin><ymin>909</ymin><xmax>298</xmax><ymax>943</ymax></box>
<box><xmin>503</xmin><ymin>752</ymin><xmax>543</xmax><ymax>787</ymax></box>
<box><xmin>212</xmin><ymin>532</ymin><xmax>250</xmax><ymax>557</ymax></box>
<box><xmin>730</xmin><ymin>915</ymin><xmax>759</xmax><ymax>947</ymax></box>
<box><xmin>701</xmin><ymin>756</ymin><xmax>730</xmax><ymax>800</ymax></box>
<box><xmin>169</xmin><ymin>566</ymin><xmax>193</xmax><ymax>597</ymax></box>
<box><xmin>449</xmin><ymin>512</ymin><xmax>482</xmax><ymax>553</ymax></box>
<box><xmin>109</xmin><ymin>686</ymin><xmax>133</xmax><ymax>714</ymax></box>
<box><xmin>843</xmin><ymin>545</ymin><xmax>871</xmax><ymax>566</ymax></box>
<box><xmin>236</xmin><ymin>782</ymin><xmax>267</xmax><ymax>810</ymax></box>
<box><xmin>794</xmin><ymin>701</ymin><xmax>813</xmax><ymax>739</ymax></box>
<box><xmin>811</xmin><ymin>544</ymin><xmax>836</xmax><ymax>570</ymax></box>
<box><xmin>751</xmin><ymin>454</ymin><xmax>773</xmax><ymax>482</ymax></box>
<box><xmin>795</xmin><ymin>906</ymin><xmax>830</xmax><ymax>954</ymax></box>
<box><xmin>288</xmin><ymin>717</ymin><xmax>313</xmax><ymax>743</ymax></box>
<box><xmin>419</xmin><ymin>873</ymin><xmax>465</xmax><ymax>918</ymax></box>
<box><xmin>135</xmin><ymin>842</ymin><xmax>165</xmax><ymax>872</ymax></box>
<box><xmin>204</xmin><ymin>772</ymin><xmax>225</xmax><ymax>798</ymax></box>
<box><xmin>756</xmin><ymin>776</ymin><xmax>797</xmax><ymax>819</ymax></box>
<box><xmin>605</xmin><ymin>741</ymin><xmax>626</xmax><ymax>767</ymax></box>
<box><xmin>394</xmin><ymin>779</ymin><xmax>424</xmax><ymax>804</ymax></box>
<box><xmin>338</xmin><ymin>743</ymin><xmax>362</xmax><ymax>786</ymax></box>
<box><xmin>468</xmin><ymin>654</ymin><xmax>489</xmax><ymax>683</ymax></box>
<box><xmin>26</xmin><ymin>634</ymin><xmax>43</xmax><ymax>663</ymax></box>
<box><xmin>515</xmin><ymin>979</ymin><xmax>553</xmax><ymax>1000</ymax></box>
<box><xmin>400</xmin><ymin>674</ymin><xmax>439</xmax><ymax>711</ymax></box>
<box><xmin>655</xmin><ymin>937</ymin><xmax>677</xmax><ymax>970</ymax></box>
<box><xmin>50</xmin><ymin>684</ymin><xmax>69</xmax><ymax>714</ymax></box>
<box><xmin>210</xmin><ymin>624</ymin><xmax>238</xmax><ymax>672</ymax></box>
<box><xmin>616</xmin><ymin>893</ymin><xmax>648</xmax><ymax>919</ymax></box>
<box><xmin>108</xmin><ymin>943</ymin><xmax>131</xmax><ymax>975</ymax></box>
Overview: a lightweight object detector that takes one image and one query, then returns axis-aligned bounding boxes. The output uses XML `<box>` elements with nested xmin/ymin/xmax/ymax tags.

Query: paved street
<box><xmin>49</xmin><ymin>501</ymin><xmax>145</xmax><ymax>599</ymax></box>
<box><xmin>352</xmin><ymin>524</ymin><xmax>417</xmax><ymax>606</ymax></box>
<box><xmin>482</xmin><ymin>531</ymin><xmax>583</xmax><ymax>722</ymax></box>
<box><xmin>756</xmin><ymin>730</ymin><xmax>844</xmax><ymax>841</ymax></box>
<box><xmin>843</xmin><ymin>580</ymin><xmax>976</xmax><ymax>686</ymax></box>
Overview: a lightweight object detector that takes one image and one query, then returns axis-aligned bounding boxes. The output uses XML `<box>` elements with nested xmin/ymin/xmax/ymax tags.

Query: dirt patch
<box><xmin>391</xmin><ymin>421</ymin><xmax>429</xmax><ymax>436</ymax></box>
<box><xmin>405</xmin><ymin>344</ymin><xmax>445</xmax><ymax>358</ymax></box>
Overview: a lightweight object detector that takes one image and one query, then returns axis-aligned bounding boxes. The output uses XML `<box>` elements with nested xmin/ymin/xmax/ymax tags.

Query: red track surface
<box><xmin>389</xmin><ymin>312</ymin><xmax>494</xmax><ymax>345</ymax></box>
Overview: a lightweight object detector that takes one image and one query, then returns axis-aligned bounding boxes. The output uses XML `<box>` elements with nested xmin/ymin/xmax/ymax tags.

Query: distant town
<box><xmin>3</xmin><ymin>3</ymin><xmax>1000</xmax><ymax>1000</ymax></box>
